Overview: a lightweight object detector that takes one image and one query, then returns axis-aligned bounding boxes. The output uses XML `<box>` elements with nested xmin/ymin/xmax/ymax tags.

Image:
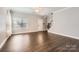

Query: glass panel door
<box><xmin>12</xmin><ymin>16</ymin><xmax>28</xmax><ymax>34</ymax></box>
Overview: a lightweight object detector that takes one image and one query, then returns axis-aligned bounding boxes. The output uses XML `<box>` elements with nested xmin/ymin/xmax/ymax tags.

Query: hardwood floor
<box><xmin>0</xmin><ymin>31</ymin><xmax>79</xmax><ymax>52</ymax></box>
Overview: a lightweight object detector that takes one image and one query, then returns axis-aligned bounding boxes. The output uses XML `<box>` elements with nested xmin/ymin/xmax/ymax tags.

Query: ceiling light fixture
<box><xmin>34</xmin><ymin>7</ymin><xmax>43</xmax><ymax>13</ymax></box>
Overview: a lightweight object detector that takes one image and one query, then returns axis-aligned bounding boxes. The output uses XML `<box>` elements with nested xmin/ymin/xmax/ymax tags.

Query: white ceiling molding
<box><xmin>4</xmin><ymin>7</ymin><xmax>65</xmax><ymax>16</ymax></box>
<box><xmin>53</xmin><ymin>7</ymin><xmax>72</xmax><ymax>13</ymax></box>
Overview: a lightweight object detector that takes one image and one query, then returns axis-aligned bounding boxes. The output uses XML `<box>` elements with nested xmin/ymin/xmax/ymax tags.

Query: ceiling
<box><xmin>6</xmin><ymin>7</ymin><xmax>65</xmax><ymax>16</ymax></box>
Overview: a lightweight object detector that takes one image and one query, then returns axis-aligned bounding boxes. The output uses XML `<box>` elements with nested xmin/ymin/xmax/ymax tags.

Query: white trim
<box><xmin>48</xmin><ymin>31</ymin><xmax>79</xmax><ymax>40</ymax></box>
<box><xmin>0</xmin><ymin>34</ymin><xmax>11</xmax><ymax>49</ymax></box>
<box><xmin>54</xmin><ymin>7</ymin><xmax>72</xmax><ymax>13</ymax></box>
<box><xmin>12</xmin><ymin>30</ymin><xmax>47</xmax><ymax>35</ymax></box>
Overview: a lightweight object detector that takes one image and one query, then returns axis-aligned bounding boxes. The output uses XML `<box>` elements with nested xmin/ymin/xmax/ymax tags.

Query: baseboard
<box><xmin>12</xmin><ymin>30</ymin><xmax>47</xmax><ymax>35</ymax></box>
<box><xmin>0</xmin><ymin>34</ymin><xmax>11</xmax><ymax>49</ymax></box>
<box><xmin>48</xmin><ymin>31</ymin><xmax>79</xmax><ymax>40</ymax></box>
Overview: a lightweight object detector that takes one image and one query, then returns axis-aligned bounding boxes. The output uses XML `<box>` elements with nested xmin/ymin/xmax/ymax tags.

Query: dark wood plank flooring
<box><xmin>0</xmin><ymin>31</ymin><xmax>79</xmax><ymax>52</ymax></box>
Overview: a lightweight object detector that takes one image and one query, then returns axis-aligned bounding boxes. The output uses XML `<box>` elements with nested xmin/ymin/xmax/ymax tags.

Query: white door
<box><xmin>38</xmin><ymin>19</ymin><xmax>47</xmax><ymax>31</ymax></box>
<box><xmin>38</xmin><ymin>19</ymin><xmax>44</xmax><ymax>31</ymax></box>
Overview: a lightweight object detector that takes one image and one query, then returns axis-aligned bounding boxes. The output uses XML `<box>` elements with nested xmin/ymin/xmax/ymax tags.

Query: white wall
<box><xmin>0</xmin><ymin>8</ymin><xmax>12</xmax><ymax>48</ymax></box>
<box><xmin>12</xmin><ymin>12</ymin><xmax>47</xmax><ymax>34</ymax></box>
<box><xmin>6</xmin><ymin>10</ymin><xmax>12</xmax><ymax>35</ymax></box>
<box><xmin>49</xmin><ymin>7</ymin><xmax>79</xmax><ymax>39</ymax></box>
